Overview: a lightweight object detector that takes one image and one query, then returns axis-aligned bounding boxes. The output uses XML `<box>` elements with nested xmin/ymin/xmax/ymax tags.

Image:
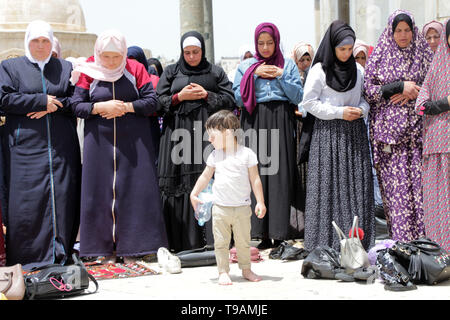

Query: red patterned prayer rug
<box><xmin>84</xmin><ymin>261</ymin><xmax>159</xmax><ymax>280</ymax></box>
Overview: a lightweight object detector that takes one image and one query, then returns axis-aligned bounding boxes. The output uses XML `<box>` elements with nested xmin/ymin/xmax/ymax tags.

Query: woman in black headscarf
<box><xmin>148</xmin><ymin>58</ymin><xmax>163</xmax><ymax>77</ymax></box>
<box><xmin>300</xmin><ymin>21</ymin><xmax>375</xmax><ymax>252</ymax></box>
<box><xmin>156</xmin><ymin>31</ymin><xmax>236</xmax><ymax>252</ymax></box>
<box><xmin>127</xmin><ymin>45</ymin><xmax>162</xmax><ymax>164</ymax></box>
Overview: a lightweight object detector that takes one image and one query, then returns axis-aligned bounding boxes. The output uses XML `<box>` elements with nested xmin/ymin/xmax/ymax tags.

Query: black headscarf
<box><xmin>147</xmin><ymin>58</ymin><xmax>163</xmax><ymax>77</ymax></box>
<box><xmin>392</xmin><ymin>13</ymin><xmax>413</xmax><ymax>33</ymax></box>
<box><xmin>178</xmin><ymin>31</ymin><xmax>212</xmax><ymax>76</ymax></box>
<box><xmin>312</xmin><ymin>20</ymin><xmax>357</xmax><ymax>92</ymax></box>
<box><xmin>446</xmin><ymin>19</ymin><xmax>450</xmax><ymax>49</ymax></box>
<box><xmin>127</xmin><ymin>46</ymin><xmax>149</xmax><ymax>71</ymax></box>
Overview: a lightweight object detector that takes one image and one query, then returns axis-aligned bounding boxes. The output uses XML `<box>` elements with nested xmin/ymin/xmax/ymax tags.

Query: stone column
<box><xmin>180</xmin><ymin>0</ymin><xmax>215</xmax><ymax>63</ymax></box>
<box><xmin>203</xmin><ymin>0</ymin><xmax>215</xmax><ymax>63</ymax></box>
<box><xmin>338</xmin><ymin>0</ymin><xmax>350</xmax><ymax>24</ymax></box>
<box><xmin>180</xmin><ymin>0</ymin><xmax>204</xmax><ymax>33</ymax></box>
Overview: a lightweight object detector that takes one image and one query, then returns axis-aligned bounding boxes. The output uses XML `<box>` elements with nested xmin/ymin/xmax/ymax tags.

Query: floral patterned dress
<box><xmin>415</xmin><ymin>19</ymin><xmax>450</xmax><ymax>251</ymax></box>
<box><xmin>364</xmin><ymin>10</ymin><xmax>433</xmax><ymax>242</ymax></box>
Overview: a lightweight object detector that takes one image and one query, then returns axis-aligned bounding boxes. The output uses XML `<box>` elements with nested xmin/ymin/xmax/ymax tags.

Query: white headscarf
<box><xmin>70</xmin><ymin>29</ymin><xmax>127</xmax><ymax>85</ymax></box>
<box><xmin>24</xmin><ymin>20</ymin><xmax>54</xmax><ymax>70</ymax></box>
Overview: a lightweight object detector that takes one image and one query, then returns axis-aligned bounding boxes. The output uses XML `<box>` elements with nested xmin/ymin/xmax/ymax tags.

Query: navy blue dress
<box><xmin>0</xmin><ymin>56</ymin><xmax>81</xmax><ymax>269</ymax></box>
<box><xmin>71</xmin><ymin>58</ymin><xmax>168</xmax><ymax>258</ymax></box>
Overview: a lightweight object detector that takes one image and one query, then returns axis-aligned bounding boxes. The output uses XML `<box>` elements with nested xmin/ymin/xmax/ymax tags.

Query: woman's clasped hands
<box><xmin>27</xmin><ymin>94</ymin><xmax>63</xmax><ymax>119</ymax></box>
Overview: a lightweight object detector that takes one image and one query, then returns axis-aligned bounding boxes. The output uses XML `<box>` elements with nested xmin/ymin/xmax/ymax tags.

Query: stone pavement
<box><xmin>71</xmin><ymin>242</ymin><xmax>450</xmax><ymax>301</ymax></box>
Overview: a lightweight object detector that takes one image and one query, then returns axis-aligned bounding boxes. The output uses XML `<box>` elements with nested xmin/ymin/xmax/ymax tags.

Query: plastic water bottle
<box><xmin>195</xmin><ymin>179</ymin><xmax>214</xmax><ymax>226</ymax></box>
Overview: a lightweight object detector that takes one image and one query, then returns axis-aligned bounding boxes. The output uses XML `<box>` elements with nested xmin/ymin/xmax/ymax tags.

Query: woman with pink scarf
<box><xmin>416</xmin><ymin>20</ymin><xmax>450</xmax><ymax>251</ymax></box>
<box><xmin>423</xmin><ymin>20</ymin><xmax>444</xmax><ymax>53</ymax></box>
<box><xmin>70</xmin><ymin>30</ymin><xmax>168</xmax><ymax>264</ymax></box>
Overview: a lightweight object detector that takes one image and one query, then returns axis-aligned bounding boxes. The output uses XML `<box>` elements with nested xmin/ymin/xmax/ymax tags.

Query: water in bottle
<box><xmin>195</xmin><ymin>179</ymin><xmax>214</xmax><ymax>226</ymax></box>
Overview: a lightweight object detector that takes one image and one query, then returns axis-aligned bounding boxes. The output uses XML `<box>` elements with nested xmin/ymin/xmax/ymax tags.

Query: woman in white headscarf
<box><xmin>70</xmin><ymin>30</ymin><xmax>168</xmax><ymax>264</ymax></box>
<box><xmin>0</xmin><ymin>20</ymin><xmax>81</xmax><ymax>269</ymax></box>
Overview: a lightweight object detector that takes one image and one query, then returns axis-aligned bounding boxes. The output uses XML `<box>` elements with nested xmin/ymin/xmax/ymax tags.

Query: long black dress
<box><xmin>71</xmin><ymin>59</ymin><xmax>168</xmax><ymax>258</ymax></box>
<box><xmin>156</xmin><ymin>63</ymin><xmax>236</xmax><ymax>252</ymax></box>
<box><xmin>0</xmin><ymin>56</ymin><xmax>81</xmax><ymax>269</ymax></box>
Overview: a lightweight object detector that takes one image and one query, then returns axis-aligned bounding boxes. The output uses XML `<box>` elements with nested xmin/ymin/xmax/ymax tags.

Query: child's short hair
<box><xmin>205</xmin><ymin>110</ymin><xmax>240</xmax><ymax>132</ymax></box>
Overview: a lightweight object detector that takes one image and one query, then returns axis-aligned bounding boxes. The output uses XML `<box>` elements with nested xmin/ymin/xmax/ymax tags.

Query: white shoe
<box><xmin>157</xmin><ymin>247</ymin><xmax>182</xmax><ymax>274</ymax></box>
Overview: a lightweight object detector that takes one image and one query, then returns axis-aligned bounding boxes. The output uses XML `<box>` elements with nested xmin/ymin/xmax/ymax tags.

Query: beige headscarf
<box><xmin>291</xmin><ymin>42</ymin><xmax>314</xmax><ymax>62</ymax></box>
<box><xmin>24</xmin><ymin>20</ymin><xmax>54</xmax><ymax>70</ymax></box>
<box><xmin>70</xmin><ymin>29</ymin><xmax>127</xmax><ymax>85</ymax></box>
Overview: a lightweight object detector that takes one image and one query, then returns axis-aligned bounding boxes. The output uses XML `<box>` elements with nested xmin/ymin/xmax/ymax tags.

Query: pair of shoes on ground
<box><xmin>384</xmin><ymin>281</ymin><xmax>417</xmax><ymax>291</ymax></box>
<box><xmin>157</xmin><ymin>247</ymin><xmax>182</xmax><ymax>274</ymax></box>
<box><xmin>335</xmin><ymin>267</ymin><xmax>378</xmax><ymax>283</ymax></box>
<box><xmin>257</xmin><ymin>239</ymin><xmax>283</xmax><ymax>250</ymax></box>
<box><xmin>100</xmin><ymin>255</ymin><xmax>139</xmax><ymax>265</ymax></box>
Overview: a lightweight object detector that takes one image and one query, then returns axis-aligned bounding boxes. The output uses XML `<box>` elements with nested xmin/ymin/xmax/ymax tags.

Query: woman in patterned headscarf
<box><xmin>415</xmin><ymin>19</ymin><xmax>450</xmax><ymax>251</ymax></box>
<box><xmin>364</xmin><ymin>10</ymin><xmax>433</xmax><ymax>242</ymax></box>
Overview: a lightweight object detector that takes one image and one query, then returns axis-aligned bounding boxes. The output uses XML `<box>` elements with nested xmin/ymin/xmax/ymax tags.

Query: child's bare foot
<box><xmin>242</xmin><ymin>269</ymin><xmax>262</xmax><ymax>282</ymax></box>
<box><xmin>218</xmin><ymin>272</ymin><xmax>233</xmax><ymax>285</ymax></box>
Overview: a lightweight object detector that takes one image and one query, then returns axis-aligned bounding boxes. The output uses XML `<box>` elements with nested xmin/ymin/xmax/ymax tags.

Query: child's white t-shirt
<box><xmin>206</xmin><ymin>145</ymin><xmax>258</xmax><ymax>207</ymax></box>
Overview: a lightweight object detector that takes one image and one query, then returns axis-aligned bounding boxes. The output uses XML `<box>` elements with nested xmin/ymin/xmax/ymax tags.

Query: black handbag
<box><xmin>376</xmin><ymin>248</ymin><xmax>417</xmax><ymax>291</ymax></box>
<box><xmin>24</xmin><ymin>254</ymin><xmax>98</xmax><ymax>300</ymax></box>
<box><xmin>389</xmin><ymin>238</ymin><xmax>450</xmax><ymax>285</ymax></box>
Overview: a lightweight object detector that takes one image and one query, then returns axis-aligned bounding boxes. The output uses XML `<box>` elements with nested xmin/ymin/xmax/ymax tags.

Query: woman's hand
<box><xmin>402</xmin><ymin>81</ymin><xmax>421</xmax><ymax>100</ymax></box>
<box><xmin>47</xmin><ymin>95</ymin><xmax>63</xmax><ymax>113</ymax></box>
<box><xmin>190</xmin><ymin>83</ymin><xmax>208</xmax><ymax>99</ymax></box>
<box><xmin>390</xmin><ymin>93</ymin><xmax>409</xmax><ymax>106</ymax></box>
<box><xmin>179</xmin><ymin>83</ymin><xmax>208</xmax><ymax>101</ymax></box>
<box><xmin>93</xmin><ymin>100</ymin><xmax>127</xmax><ymax>119</ymax></box>
<box><xmin>343</xmin><ymin>107</ymin><xmax>362</xmax><ymax>121</ymax></box>
<box><xmin>255</xmin><ymin>63</ymin><xmax>283</xmax><ymax>78</ymax></box>
<box><xmin>27</xmin><ymin>95</ymin><xmax>63</xmax><ymax>119</ymax></box>
<box><xmin>27</xmin><ymin>111</ymin><xmax>49</xmax><ymax>119</ymax></box>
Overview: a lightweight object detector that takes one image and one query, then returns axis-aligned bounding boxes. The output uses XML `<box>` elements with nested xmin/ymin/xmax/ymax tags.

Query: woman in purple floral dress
<box><xmin>364</xmin><ymin>10</ymin><xmax>433</xmax><ymax>242</ymax></box>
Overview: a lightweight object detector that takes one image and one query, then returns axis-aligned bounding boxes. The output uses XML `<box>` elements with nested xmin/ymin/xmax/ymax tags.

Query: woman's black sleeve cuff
<box><xmin>381</xmin><ymin>81</ymin><xmax>404</xmax><ymax>100</ymax></box>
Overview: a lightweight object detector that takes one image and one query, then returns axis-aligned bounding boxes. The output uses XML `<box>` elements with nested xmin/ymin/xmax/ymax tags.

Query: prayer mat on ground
<box><xmin>84</xmin><ymin>262</ymin><xmax>159</xmax><ymax>280</ymax></box>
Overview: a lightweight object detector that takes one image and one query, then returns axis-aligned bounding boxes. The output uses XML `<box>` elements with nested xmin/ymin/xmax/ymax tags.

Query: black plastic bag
<box><xmin>175</xmin><ymin>246</ymin><xmax>216</xmax><ymax>268</ymax></box>
<box><xmin>269</xmin><ymin>241</ymin><xmax>308</xmax><ymax>261</ymax></box>
<box><xmin>301</xmin><ymin>246</ymin><xmax>342</xmax><ymax>279</ymax></box>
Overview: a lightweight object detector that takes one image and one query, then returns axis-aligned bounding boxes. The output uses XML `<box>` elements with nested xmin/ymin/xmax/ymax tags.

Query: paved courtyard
<box><xmin>71</xmin><ymin>243</ymin><xmax>450</xmax><ymax>302</ymax></box>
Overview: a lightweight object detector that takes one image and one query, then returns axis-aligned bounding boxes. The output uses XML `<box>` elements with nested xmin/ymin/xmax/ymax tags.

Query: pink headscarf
<box><xmin>422</xmin><ymin>20</ymin><xmax>444</xmax><ymax>38</ymax></box>
<box><xmin>52</xmin><ymin>36</ymin><xmax>61</xmax><ymax>58</ymax></box>
<box><xmin>415</xmin><ymin>19</ymin><xmax>450</xmax><ymax>155</ymax></box>
<box><xmin>353</xmin><ymin>39</ymin><xmax>370</xmax><ymax>58</ymax></box>
<box><xmin>70</xmin><ymin>29</ymin><xmax>127</xmax><ymax>85</ymax></box>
